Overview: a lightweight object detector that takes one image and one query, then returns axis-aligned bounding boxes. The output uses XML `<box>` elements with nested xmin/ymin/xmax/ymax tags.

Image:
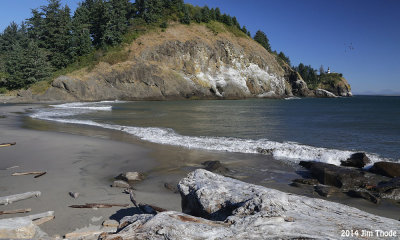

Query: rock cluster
<box><xmin>295</xmin><ymin>159</ymin><xmax>400</xmax><ymax>203</ymax></box>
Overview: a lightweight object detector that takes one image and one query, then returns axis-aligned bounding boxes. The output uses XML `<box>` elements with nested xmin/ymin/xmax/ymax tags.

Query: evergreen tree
<box><xmin>209</xmin><ymin>8</ymin><xmax>216</xmax><ymax>21</ymax></box>
<box><xmin>26</xmin><ymin>9</ymin><xmax>44</xmax><ymax>45</ymax></box>
<box><xmin>254</xmin><ymin>30</ymin><xmax>271</xmax><ymax>52</ymax></box>
<box><xmin>201</xmin><ymin>6</ymin><xmax>211</xmax><ymax>23</ymax></box>
<box><xmin>232</xmin><ymin>16</ymin><xmax>240</xmax><ymax>29</ymax></box>
<box><xmin>180</xmin><ymin>5</ymin><xmax>191</xmax><ymax>24</ymax></box>
<box><xmin>193</xmin><ymin>10</ymin><xmax>202</xmax><ymax>23</ymax></box>
<box><xmin>0</xmin><ymin>22</ymin><xmax>21</xmax><ymax>53</ymax></box>
<box><xmin>215</xmin><ymin>7</ymin><xmax>221</xmax><ymax>21</ymax></box>
<box><xmin>278</xmin><ymin>51</ymin><xmax>291</xmax><ymax>66</ymax></box>
<box><xmin>221</xmin><ymin>14</ymin><xmax>233</xmax><ymax>26</ymax></box>
<box><xmin>71</xmin><ymin>3</ymin><xmax>93</xmax><ymax>56</ymax></box>
<box><xmin>102</xmin><ymin>0</ymin><xmax>131</xmax><ymax>46</ymax></box>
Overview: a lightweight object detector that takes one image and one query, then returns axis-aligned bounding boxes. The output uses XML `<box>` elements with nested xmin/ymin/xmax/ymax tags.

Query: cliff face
<box><xmin>26</xmin><ymin>23</ymin><xmax>351</xmax><ymax>102</ymax></box>
<box><xmin>36</xmin><ymin>23</ymin><xmax>307</xmax><ymax>101</ymax></box>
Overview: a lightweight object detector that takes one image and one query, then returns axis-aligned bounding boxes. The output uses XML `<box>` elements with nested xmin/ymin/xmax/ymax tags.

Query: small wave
<box><xmin>30</xmin><ymin>101</ymin><xmax>393</xmax><ymax>166</ymax></box>
<box><xmin>50</xmin><ymin>102</ymin><xmax>112</xmax><ymax>111</ymax></box>
<box><xmin>284</xmin><ymin>97</ymin><xmax>301</xmax><ymax>100</ymax></box>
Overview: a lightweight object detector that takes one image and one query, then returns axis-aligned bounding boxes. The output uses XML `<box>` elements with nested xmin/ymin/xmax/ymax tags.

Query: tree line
<box><xmin>0</xmin><ymin>0</ymin><xmax>293</xmax><ymax>91</ymax></box>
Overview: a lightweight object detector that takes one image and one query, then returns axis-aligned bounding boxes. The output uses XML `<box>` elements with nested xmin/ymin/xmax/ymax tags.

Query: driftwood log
<box><xmin>0</xmin><ymin>208</ymin><xmax>31</xmax><ymax>215</ymax></box>
<box><xmin>0</xmin><ymin>191</ymin><xmax>41</xmax><ymax>205</ymax></box>
<box><xmin>0</xmin><ymin>142</ymin><xmax>16</xmax><ymax>147</ymax></box>
<box><xmin>12</xmin><ymin>171</ymin><xmax>46</xmax><ymax>176</ymax></box>
<box><xmin>69</xmin><ymin>203</ymin><xmax>129</xmax><ymax>208</ymax></box>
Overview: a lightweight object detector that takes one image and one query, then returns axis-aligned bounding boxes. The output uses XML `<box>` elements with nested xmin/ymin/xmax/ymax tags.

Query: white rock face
<box><xmin>315</xmin><ymin>88</ymin><xmax>337</xmax><ymax>98</ymax></box>
<box><xmin>103</xmin><ymin>170</ymin><xmax>399</xmax><ymax>240</ymax></box>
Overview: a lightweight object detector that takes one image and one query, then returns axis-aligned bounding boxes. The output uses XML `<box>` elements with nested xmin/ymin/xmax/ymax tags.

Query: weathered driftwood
<box><xmin>5</xmin><ymin>165</ymin><xmax>19</xmax><ymax>170</ymax></box>
<box><xmin>34</xmin><ymin>172</ymin><xmax>46</xmax><ymax>178</ymax></box>
<box><xmin>25</xmin><ymin>211</ymin><xmax>54</xmax><ymax>222</ymax></box>
<box><xmin>65</xmin><ymin>230</ymin><xmax>106</xmax><ymax>239</ymax></box>
<box><xmin>69</xmin><ymin>203</ymin><xmax>129</xmax><ymax>209</ymax></box>
<box><xmin>0</xmin><ymin>191</ymin><xmax>41</xmax><ymax>205</ymax></box>
<box><xmin>0</xmin><ymin>208</ymin><xmax>31</xmax><ymax>215</ymax></box>
<box><xmin>0</xmin><ymin>142</ymin><xmax>16</xmax><ymax>147</ymax></box>
<box><xmin>12</xmin><ymin>171</ymin><xmax>45</xmax><ymax>176</ymax></box>
<box><xmin>32</xmin><ymin>216</ymin><xmax>54</xmax><ymax>226</ymax></box>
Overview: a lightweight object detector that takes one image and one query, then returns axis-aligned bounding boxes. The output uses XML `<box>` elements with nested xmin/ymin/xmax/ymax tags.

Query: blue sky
<box><xmin>1</xmin><ymin>0</ymin><xmax>399</xmax><ymax>94</ymax></box>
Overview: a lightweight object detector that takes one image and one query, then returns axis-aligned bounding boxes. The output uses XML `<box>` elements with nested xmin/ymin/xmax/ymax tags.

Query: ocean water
<box><xmin>30</xmin><ymin>96</ymin><xmax>400</xmax><ymax>166</ymax></box>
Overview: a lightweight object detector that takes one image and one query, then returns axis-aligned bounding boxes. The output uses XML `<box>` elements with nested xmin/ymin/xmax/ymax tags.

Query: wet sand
<box><xmin>0</xmin><ymin>104</ymin><xmax>399</xmax><ymax>237</ymax></box>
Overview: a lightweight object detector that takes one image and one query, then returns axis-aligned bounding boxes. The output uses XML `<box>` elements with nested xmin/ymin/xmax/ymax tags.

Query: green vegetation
<box><xmin>0</xmin><ymin>0</ymin><xmax>345</xmax><ymax>93</ymax></box>
<box><xmin>0</xmin><ymin>0</ymin><xmax>252</xmax><ymax>91</ymax></box>
<box><xmin>294</xmin><ymin>63</ymin><xmax>344</xmax><ymax>89</ymax></box>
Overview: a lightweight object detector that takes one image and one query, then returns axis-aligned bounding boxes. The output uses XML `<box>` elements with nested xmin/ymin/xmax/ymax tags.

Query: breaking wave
<box><xmin>30</xmin><ymin>101</ymin><xmax>391</xmax><ymax>166</ymax></box>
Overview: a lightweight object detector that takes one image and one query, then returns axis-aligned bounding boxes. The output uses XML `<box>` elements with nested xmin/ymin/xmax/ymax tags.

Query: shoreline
<box><xmin>1</xmin><ymin>103</ymin><xmax>399</xmax><ymax>237</ymax></box>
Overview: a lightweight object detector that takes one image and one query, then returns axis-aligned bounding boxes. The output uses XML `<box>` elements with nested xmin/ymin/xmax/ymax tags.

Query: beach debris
<box><xmin>112</xmin><ymin>180</ymin><xmax>130</xmax><ymax>188</ymax></box>
<box><xmin>102</xmin><ymin>220</ymin><xmax>119</xmax><ymax>228</ymax></box>
<box><xmin>69</xmin><ymin>203</ymin><xmax>129</xmax><ymax>209</ymax></box>
<box><xmin>65</xmin><ymin>224</ymin><xmax>117</xmax><ymax>240</ymax></box>
<box><xmin>0</xmin><ymin>191</ymin><xmax>41</xmax><ymax>205</ymax></box>
<box><xmin>5</xmin><ymin>165</ymin><xmax>19</xmax><ymax>170</ymax></box>
<box><xmin>115</xmin><ymin>171</ymin><xmax>144</xmax><ymax>182</ymax></box>
<box><xmin>0</xmin><ymin>142</ymin><xmax>16</xmax><ymax>148</ymax></box>
<box><xmin>69</xmin><ymin>192</ymin><xmax>80</xmax><ymax>199</ymax></box>
<box><xmin>0</xmin><ymin>208</ymin><xmax>32</xmax><ymax>215</ymax></box>
<box><xmin>12</xmin><ymin>171</ymin><xmax>47</xmax><ymax>178</ymax></box>
<box><xmin>34</xmin><ymin>172</ymin><xmax>46</xmax><ymax>178</ymax></box>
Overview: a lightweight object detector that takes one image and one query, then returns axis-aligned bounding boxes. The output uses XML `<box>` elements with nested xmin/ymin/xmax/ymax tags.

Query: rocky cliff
<box><xmin>30</xmin><ymin>23</ymin><xmax>307</xmax><ymax>102</ymax></box>
<box><xmin>12</xmin><ymin>22</ymin><xmax>351</xmax><ymax>102</ymax></box>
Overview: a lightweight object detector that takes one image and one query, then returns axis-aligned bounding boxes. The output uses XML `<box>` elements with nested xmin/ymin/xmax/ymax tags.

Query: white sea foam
<box><xmin>284</xmin><ymin>96</ymin><xmax>301</xmax><ymax>100</ymax></box>
<box><xmin>30</xmin><ymin>102</ymin><xmax>392</xmax><ymax>166</ymax></box>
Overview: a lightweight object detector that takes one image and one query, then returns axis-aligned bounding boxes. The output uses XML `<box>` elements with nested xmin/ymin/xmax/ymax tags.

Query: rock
<box><xmin>314</xmin><ymin>185</ymin><xmax>340</xmax><ymax>197</ymax></box>
<box><xmin>17</xmin><ymin>89</ymin><xmax>33</xmax><ymax>99</ymax></box>
<box><xmin>69</xmin><ymin>192</ymin><xmax>79</xmax><ymax>199</ymax></box>
<box><xmin>340</xmin><ymin>152</ymin><xmax>370</xmax><ymax>168</ymax></box>
<box><xmin>370</xmin><ymin>161</ymin><xmax>400</xmax><ymax>178</ymax></box>
<box><xmin>112</xmin><ymin>180</ymin><xmax>130</xmax><ymax>188</ymax></box>
<box><xmin>292</xmin><ymin>178</ymin><xmax>319</xmax><ymax>186</ymax></box>
<box><xmin>103</xmin><ymin>170</ymin><xmax>399</xmax><ymax>239</ymax></box>
<box><xmin>201</xmin><ymin>161</ymin><xmax>229</xmax><ymax>175</ymax></box>
<box><xmin>375</xmin><ymin>177</ymin><xmax>400</xmax><ymax>200</ymax></box>
<box><xmin>301</xmin><ymin>161</ymin><xmax>366</xmax><ymax>189</ymax></box>
<box><xmin>347</xmin><ymin>190</ymin><xmax>380</xmax><ymax>204</ymax></box>
<box><xmin>164</xmin><ymin>182</ymin><xmax>179</xmax><ymax>193</ymax></box>
<box><xmin>102</xmin><ymin>220</ymin><xmax>119</xmax><ymax>228</ymax></box>
<box><xmin>115</xmin><ymin>172</ymin><xmax>144</xmax><ymax>182</ymax></box>
<box><xmin>314</xmin><ymin>89</ymin><xmax>337</xmax><ymax>98</ymax></box>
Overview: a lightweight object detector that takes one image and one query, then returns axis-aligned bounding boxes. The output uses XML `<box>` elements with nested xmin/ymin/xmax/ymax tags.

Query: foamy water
<box><xmin>29</xmin><ymin>101</ymin><xmax>394</xmax><ymax>166</ymax></box>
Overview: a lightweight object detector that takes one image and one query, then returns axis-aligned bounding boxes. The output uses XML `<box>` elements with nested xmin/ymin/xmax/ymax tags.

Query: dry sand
<box><xmin>0</xmin><ymin>104</ymin><xmax>181</xmax><ymax>236</ymax></box>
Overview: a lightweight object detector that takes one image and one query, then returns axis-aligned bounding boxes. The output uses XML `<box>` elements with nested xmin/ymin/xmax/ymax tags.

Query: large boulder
<box><xmin>314</xmin><ymin>89</ymin><xmax>337</xmax><ymax>98</ymax></box>
<box><xmin>340</xmin><ymin>152</ymin><xmax>371</xmax><ymax>168</ymax></box>
<box><xmin>369</xmin><ymin>161</ymin><xmax>400</xmax><ymax>178</ymax></box>
<box><xmin>102</xmin><ymin>170</ymin><xmax>399</xmax><ymax>240</ymax></box>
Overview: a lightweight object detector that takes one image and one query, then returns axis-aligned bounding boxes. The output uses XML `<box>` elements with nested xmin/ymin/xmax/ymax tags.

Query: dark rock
<box><xmin>341</xmin><ymin>152</ymin><xmax>370</xmax><ymax>168</ymax></box>
<box><xmin>347</xmin><ymin>190</ymin><xmax>380</xmax><ymax>204</ymax></box>
<box><xmin>369</xmin><ymin>161</ymin><xmax>400</xmax><ymax>178</ymax></box>
<box><xmin>305</xmin><ymin>162</ymin><xmax>366</xmax><ymax>189</ymax></box>
<box><xmin>292</xmin><ymin>178</ymin><xmax>319</xmax><ymax>186</ymax></box>
<box><xmin>299</xmin><ymin>161</ymin><xmax>313</xmax><ymax>169</ymax></box>
<box><xmin>314</xmin><ymin>185</ymin><xmax>340</xmax><ymax>197</ymax></box>
<box><xmin>164</xmin><ymin>183</ymin><xmax>179</xmax><ymax>194</ymax></box>
<box><xmin>201</xmin><ymin>161</ymin><xmax>229</xmax><ymax>175</ymax></box>
<box><xmin>374</xmin><ymin>177</ymin><xmax>400</xmax><ymax>201</ymax></box>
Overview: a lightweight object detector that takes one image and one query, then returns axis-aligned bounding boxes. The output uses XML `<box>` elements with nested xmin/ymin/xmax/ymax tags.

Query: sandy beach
<box><xmin>1</xmin><ymin>103</ymin><xmax>399</xmax><ymax>238</ymax></box>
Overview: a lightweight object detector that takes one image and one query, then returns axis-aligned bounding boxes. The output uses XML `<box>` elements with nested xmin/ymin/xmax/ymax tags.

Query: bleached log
<box><xmin>0</xmin><ymin>191</ymin><xmax>41</xmax><ymax>205</ymax></box>
<box><xmin>65</xmin><ymin>231</ymin><xmax>105</xmax><ymax>239</ymax></box>
<box><xmin>0</xmin><ymin>208</ymin><xmax>31</xmax><ymax>215</ymax></box>
<box><xmin>12</xmin><ymin>171</ymin><xmax>45</xmax><ymax>176</ymax></box>
<box><xmin>33</xmin><ymin>216</ymin><xmax>54</xmax><ymax>226</ymax></box>
<box><xmin>0</xmin><ymin>142</ymin><xmax>16</xmax><ymax>147</ymax></box>
<box><xmin>25</xmin><ymin>211</ymin><xmax>54</xmax><ymax>221</ymax></box>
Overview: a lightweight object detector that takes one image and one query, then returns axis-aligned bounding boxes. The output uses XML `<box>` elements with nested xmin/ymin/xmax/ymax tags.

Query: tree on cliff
<box><xmin>254</xmin><ymin>30</ymin><xmax>271</xmax><ymax>52</ymax></box>
<box><xmin>277</xmin><ymin>51</ymin><xmax>291</xmax><ymax>66</ymax></box>
<box><xmin>71</xmin><ymin>3</ymin><xmax>93</xmax><ymax>57</ymax></box>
